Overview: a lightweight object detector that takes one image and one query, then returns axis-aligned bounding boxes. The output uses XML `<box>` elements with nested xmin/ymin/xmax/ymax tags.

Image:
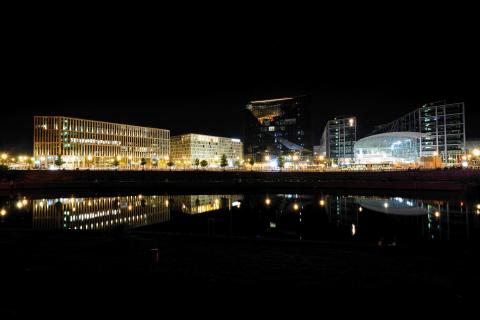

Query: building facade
<box><xmin>320</xmin><ymin>116</ymin><xmax>357</xmax><ymax>164</ymax></box>
<box><xmin>33</xmin><ymin>116</ymin><xmax>170</xmax><ymax>169</ymax></box>
<box><xmin>354</xmin><ymin>132</ymin><xmax>423</xmax><ymax>165</ymax></box>
<box><xmin>370</xmin><ymin>101</ymin><xmax>466</xmax><ymax>164</ymax></box>
<box><xmin>170</xmin><ymin>133</ymin><xmax>243</xmax><ymax>168</ymax></box>
<box><xmin>244</xmin><ymin>96</ymin><xmax>313</xmax><ymax>162</ymax></box>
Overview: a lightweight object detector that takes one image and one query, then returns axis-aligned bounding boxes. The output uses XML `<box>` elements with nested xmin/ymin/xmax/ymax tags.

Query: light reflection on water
<box><xmin>1</xmin><ymin>193</ymin><xmax>479</xmax><ymax>244</ymax></box>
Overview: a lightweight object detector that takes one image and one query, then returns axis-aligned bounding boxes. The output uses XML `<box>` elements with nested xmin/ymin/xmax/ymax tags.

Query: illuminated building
<box><xmin>370</xmin><ymin>101</ymin><xmax>466</xmax><ymax>164</ymax></box>
<box><xmin>170</xmin><ymin>133</ymin><xmax>243</xmax><ymax>168</ymax></box>
<box><xmin>320</xmin><ymin>116</ymin><xmax>357</xmax><ymax>164</ymax></box>
<box><xmin>33</xmin><ymin>116</ymin><xmax>169</xmax><ymax>169</ymax></box>
<box><xmin>244</xmin><ymin>96</ymin><xmax>313</xmax><ymax>162</ymax></box>
<box><xmin>354</xmin><ymin>132</ymin><xmax>423</xmax><ymax>165</ymax></box>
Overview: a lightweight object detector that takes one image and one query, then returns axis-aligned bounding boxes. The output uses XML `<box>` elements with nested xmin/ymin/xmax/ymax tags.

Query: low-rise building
<box><xmin>170</xmin><ymin>133</ymin><xmax>243</xmax><ymax>168</ymax></box>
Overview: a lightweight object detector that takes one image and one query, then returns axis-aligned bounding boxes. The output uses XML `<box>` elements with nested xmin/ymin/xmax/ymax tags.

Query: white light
<box><xmin>319</xmin><ymin>199</ymin><xmax>325</xmax><ymax>207</ymax></box>
<box><xmin>269</xmin><ymin>159</ymin><xmax>278</xmax><ymax>168</ymax></box>
<box><xmin>232</xmin><ymin>201</ymin><xmax>241</xmax><ymax>208</ymax></box>
<box><xmin>351</xmin><ymin>224</ymin><xmax>356</xmax><ymax>236</ymax></box>
<box><xmin>461</xmin><ymin>161</ymin><xmax>468</xmax><ymax>168</ymax></box>
<box><xmin>0</xmin><ymin>209</ymin><xmax>6</xmax><ymax>216</ymax></box>
<box><xmin>473</xmin><ymin>149</ymin><xmax>480</xmax><ymax>157</ymax></box>
<box><xmin>383</xmin><ymin>202</ymin><xmax>389</xmax><ymax>209</ymax></box>
<box><xmin>358</xmin><ymin>207</ymin><xmax>363</xmax><ymax>212</ymax></box>
<box><xmin>265</xmin><ymin>198</ymin><xmax>271</xmax><ymax>205</ymax></box>
<box><xmin>293</xmin><ymin>203</ymin><xmax>299</xmax><ymax>211</ymax></box>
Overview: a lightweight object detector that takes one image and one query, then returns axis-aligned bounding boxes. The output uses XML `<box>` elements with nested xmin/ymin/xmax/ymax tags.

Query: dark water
<box><xmin>1</xmin><ymin>192</ymin><xmax>480</xmax><ymax>244</ymax></box>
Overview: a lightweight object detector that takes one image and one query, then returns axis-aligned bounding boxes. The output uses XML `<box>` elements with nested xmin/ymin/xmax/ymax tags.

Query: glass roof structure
<box><xmin>354</xmin><ymin>132</ymin><xmax>424</xmax><ymax>164</ymax></box>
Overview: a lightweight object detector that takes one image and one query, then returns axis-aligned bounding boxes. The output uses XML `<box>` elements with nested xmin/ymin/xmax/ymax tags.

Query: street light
<box><xmin>1</xmin><ymin>153</ymin><xmax>7</xmax><ymax>161</ymax></box>
<box><xmin>473</xmin><ymin>149</ymin><xmax>480</xmax><ymax>157</ymax></box>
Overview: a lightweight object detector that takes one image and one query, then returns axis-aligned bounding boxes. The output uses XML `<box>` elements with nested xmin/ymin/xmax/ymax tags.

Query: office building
<box><xmin>244</xmin><ymin>96</ymin><xmax>313</xmax><ymax>162</ymax></box>
<box><xmin>170</xmin><ymin>133</ymin><xmax>243</xmax><ymax>168</ymax></box>
<box><xmin>33</xmin><ymin>116</ymin><xmax>170</xmax><ymax>168</ymax></box>
<box><xmin>320</xmin><ymin>116</ymin><xmax>357</xmax><ymax>165</ymax></box>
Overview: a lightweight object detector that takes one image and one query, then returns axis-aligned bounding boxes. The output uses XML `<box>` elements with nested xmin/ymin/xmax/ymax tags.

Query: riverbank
<box><xmin>1</xmin><ymin>169</ymin><xmax>479</xmax><ymax>195</ymax></box>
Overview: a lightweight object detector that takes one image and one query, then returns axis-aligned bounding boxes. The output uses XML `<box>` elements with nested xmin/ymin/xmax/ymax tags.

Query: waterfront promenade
<box><xmin>1</xmin><ymin>169</ymin><xmax>479</xmax><ymax>194</ymax></box>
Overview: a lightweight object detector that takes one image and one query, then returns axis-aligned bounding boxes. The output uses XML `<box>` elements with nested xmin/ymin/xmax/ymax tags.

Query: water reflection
<box><xmin>0</xmin><ymin>194</ymin><xmax>242</xmax><ymax>231</ymax></box>
<box><xmin>356</xmin><ymin>197</ymin><xmax>428</xmax><ymax>215</ymax></box>
<box><xmin>1</xmin><ymin>193</ymin><xmax>479</xmax><ymax>243</ymax></box>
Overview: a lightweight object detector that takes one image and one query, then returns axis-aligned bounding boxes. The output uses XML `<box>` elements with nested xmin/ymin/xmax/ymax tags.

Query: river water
<box><xmin>2</xmin><ymin>191</ymin><xmax>479</xmax><ymax>245</ymax></box>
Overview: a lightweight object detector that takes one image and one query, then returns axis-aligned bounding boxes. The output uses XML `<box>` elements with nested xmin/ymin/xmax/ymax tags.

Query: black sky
<box><xmin>3</xmin><ymin>4</ymin><xmax>479</xmax><ymax>153</ymax></box>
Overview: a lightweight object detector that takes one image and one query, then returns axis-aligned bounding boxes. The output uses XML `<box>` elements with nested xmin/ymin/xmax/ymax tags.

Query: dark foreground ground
<box><xmin>2</xmin><ymin>228</ymin><xmax>480</xmax><ymax>311</ymax></box>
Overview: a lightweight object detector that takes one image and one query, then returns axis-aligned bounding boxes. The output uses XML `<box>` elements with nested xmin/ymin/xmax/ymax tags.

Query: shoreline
<box><xmin>1</xmin><ymin>169</ymin><xmax>479</xmax><ymax>195</ymax></box>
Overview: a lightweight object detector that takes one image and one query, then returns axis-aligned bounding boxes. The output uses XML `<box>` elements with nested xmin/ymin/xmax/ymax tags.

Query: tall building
<box><xmin>244</xmin><ymin>96</ymin><xmax>313</xmax><ymax>162</ymax></box>
<box><xmin>370</xmin><ymin>101</ymin><xmax>466</xmax><ymax>163</ymax></box>
<box><xmin>170</xmin><ymin>133</ymin><xmax>243</xmax><ymax>167</ymax></box>
<box><xmin>320</xmin><ymin>116</ymin><xmax>357</xmax><ymax>164</ymax></box>
<box><xmin>33</xmin><ymin>116</ymin><xmax>170</xmax><ymax>168</ymax></box>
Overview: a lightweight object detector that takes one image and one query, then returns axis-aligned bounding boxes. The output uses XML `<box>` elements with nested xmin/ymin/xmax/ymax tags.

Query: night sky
<box><xmin>3</xmin><ymin>6</ymin><xmax>479</xmax><ymax>153</ymax></box>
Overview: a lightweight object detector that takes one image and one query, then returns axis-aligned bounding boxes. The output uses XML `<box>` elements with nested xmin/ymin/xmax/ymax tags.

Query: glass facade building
<box><xmin>320</xmin><ymin>116</ymin><xmax>357</xmax><ymax>164</ymax></box>
<box><xmin>33</xmin><ymin>116</ymin><xmax>170</xmax><ymax>169</ymax></box>
<box><xmin>354</xmin><ymin>132</ymin><xmax>423</xmax><ymax>164</ymax></box>
<box><xmin>170</xmin><ymin>133</ymin><xmax>243</xmax><ymax>168</ymax></box>
<box><xmin>244</xmin><ymin>96</ymin><xmax>313</xmax><ymax>162</ymax></box>
<box><xmin>370</xmin><ymin>102</ymin><xmax>466</xmax><ymax>164</ymax></box>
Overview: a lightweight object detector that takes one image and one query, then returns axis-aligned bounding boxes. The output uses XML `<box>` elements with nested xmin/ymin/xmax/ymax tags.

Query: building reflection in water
<box><xmin>31</xmin><ymin>194</ymin><xmax>242</xmax><ymax>231</ymax></box>
<box><xmin>169</xmin><ymin>195</ymin><xmax>241</xmax><ymax>215</ymax></box>
<box><xmin>0</xmin><ymin>193</ymin><xmax>478</xmax><ymax>242</ymax></box>
<box><xmin>322</xmin><ymin>195</ymin><xmax>479</xmax><ymax>242</ymax></box>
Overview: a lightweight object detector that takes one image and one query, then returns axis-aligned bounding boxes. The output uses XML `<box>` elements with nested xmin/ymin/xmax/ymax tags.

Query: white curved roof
<box><xmin>357</xmin><ymin>132</ymin><xmax>424</xmax><ymax>144</ymax></box>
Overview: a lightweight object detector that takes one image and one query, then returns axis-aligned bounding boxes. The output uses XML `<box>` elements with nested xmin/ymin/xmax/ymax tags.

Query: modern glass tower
<box><xmin>244</xmin><ymin>96</ymin><xmax>313</xmax><ymax>162</ymax></box>
<box><xmin>370</xmin><ymin>101</ymin><xmax>466</xmax><ymax>164</ymax></box>
<box><xmin>320</xmin><ymin>116</ymin><xmax>357</xmax><ymax>164</ymax></box>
